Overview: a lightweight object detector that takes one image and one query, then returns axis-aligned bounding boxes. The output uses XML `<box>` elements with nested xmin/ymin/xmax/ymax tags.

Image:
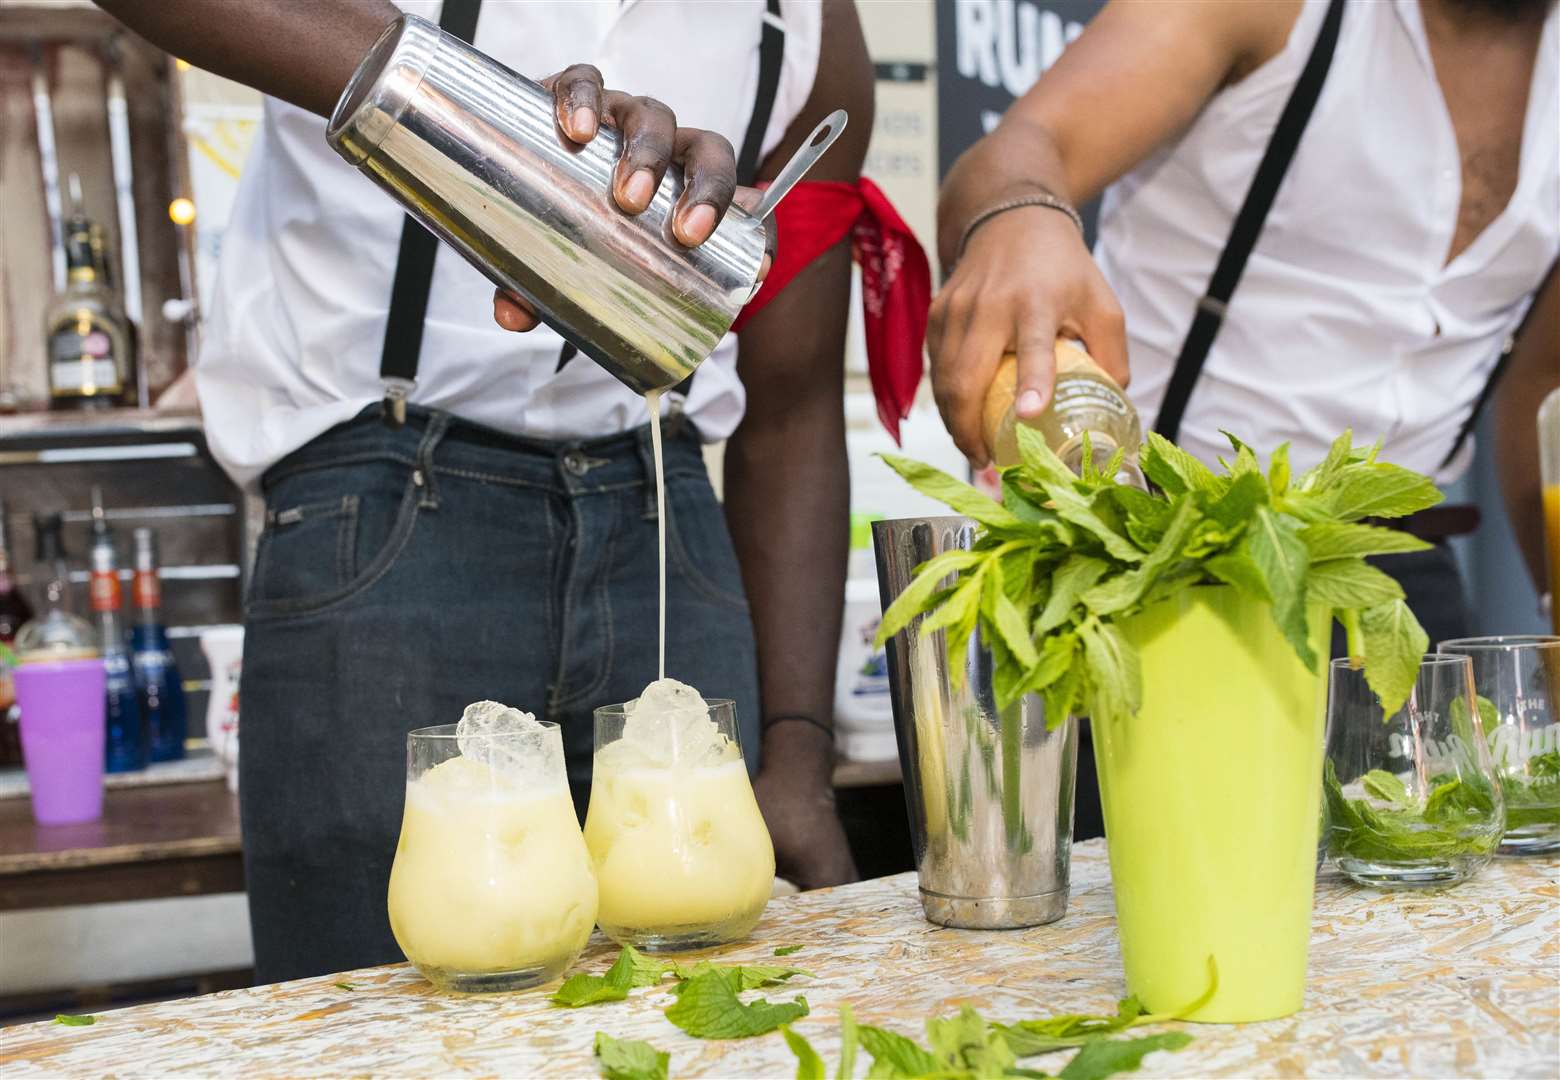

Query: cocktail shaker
<box><xmin>874</xmin><ymin>516</ymin><xmax>1078</xmax><ymax>929</ymax></box>
<box><xmin>328</xmin><ymin>14</ymin><xmax>776</xmax><ymax>395</ymax></box>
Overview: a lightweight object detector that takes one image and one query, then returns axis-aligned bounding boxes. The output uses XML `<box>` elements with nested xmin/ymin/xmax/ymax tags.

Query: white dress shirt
<box><xmin>196</xmin><ymin>0</ymin><xmax>821</xmax><ymax>487</ymax></box>
<box><xmin>1096</xmin><ymin>0</ymin><xmax>1558</xmax><ymax>483</ymax></box>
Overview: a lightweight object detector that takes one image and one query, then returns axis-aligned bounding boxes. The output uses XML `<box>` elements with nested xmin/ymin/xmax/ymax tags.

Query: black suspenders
<box><xmin>381</xmin><ymin>0</ymin><xmax>787</xmax><ymax>414</ymax></box>
<box><xmin>1438</xmin><ymin>262</ymin><xmax>1552</xmax><ymax>470</ymax></box>
<box><xmin>739</xmin><ymin>0</ymin><xmax>786</xmax><ymax>187</ymax></box>
<box><xmin>379</xmin><ymin>0</ymin><xmax>483</xmax><ymax>426</ymax></box>
<box><xmin>1152</xmin><ymin>0</ymin><xmax>1346</xmax><ymax>444</ymax></box>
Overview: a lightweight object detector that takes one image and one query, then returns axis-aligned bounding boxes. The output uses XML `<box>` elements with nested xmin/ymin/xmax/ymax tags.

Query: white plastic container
<box><xmin>199</xmin><ymin>625</ymin><xmax>244</xmax><ymax>793</ymax></box>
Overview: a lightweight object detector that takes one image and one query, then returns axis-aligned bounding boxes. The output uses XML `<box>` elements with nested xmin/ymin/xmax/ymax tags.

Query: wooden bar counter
<box><xmin>2</xmin><ymin>841</ymin><xmax>1555</xmax><ymax>1078</ymax></box>
<box><xmin>0</xmin><ymin>779</ymin><xmax>242</xmax><ymax>912</ymax></box>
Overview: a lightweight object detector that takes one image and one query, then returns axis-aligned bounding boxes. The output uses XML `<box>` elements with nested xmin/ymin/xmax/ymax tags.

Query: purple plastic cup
<box><xmin>14</xmin><ymin>658</ymin><xmax>107</xmax><ymax>825</ymax></box>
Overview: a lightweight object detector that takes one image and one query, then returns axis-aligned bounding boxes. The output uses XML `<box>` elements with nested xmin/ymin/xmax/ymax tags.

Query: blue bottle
<box><xmin>130</xmin><ymin>527</ymin><xmax>186</xmax><ymax>763</ymax></box>
<box><xmin>89</xmin><ymin>516</ymin><xmax>147</xmax><ymax>773</ymax></box>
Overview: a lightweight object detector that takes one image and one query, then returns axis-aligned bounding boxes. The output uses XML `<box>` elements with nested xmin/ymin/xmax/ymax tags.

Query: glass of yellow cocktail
<box><xmin>585</xmin><ymin>692</ymin><xmax>774</xmax><ymax>951</ymax></box>
<box><xmin>387</xmin><ymin>714</ymin><xmax>598</xmax><ymax>992</ymax></box>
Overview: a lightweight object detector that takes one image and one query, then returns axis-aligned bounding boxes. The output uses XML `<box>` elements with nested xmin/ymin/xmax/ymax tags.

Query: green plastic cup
<box><xmin>1094</xmin><ymin>585</ymin><xmax>1329</xmax><ymax>1022</ymax></box>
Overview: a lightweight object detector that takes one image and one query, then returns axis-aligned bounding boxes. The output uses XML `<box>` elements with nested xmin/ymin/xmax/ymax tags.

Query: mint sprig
<box><xmin>593</xmin><ymin>1032</ymin><xmax>669</xmax><ymax>1080</ymax></box>
<box><xmin>553</xmin><ymin>945</ymin><xmax>673</xmax><ymax>1007</ymax></box>
<box><xmin>663</xmin><ymin>966</ymin><xmax>809</xmax><ymax>1039</ymax></box>
<box><xmin>877</xmin><ymin>429</ymin><xmax>1438</xmax><ymax>721</ymax></box>
<box><xmin>554</xmin><ymin>947</ymin><xmax>810</xmax><ymax>1009</ymax></box>
<box><xmin>781</xmin><ymin>963</ymin><xmax>1212</xmax><ymax>1080</ymax></box>
<box><xmin>1324</xmin><ymin>759</ymin><xmax>1501</xmax><ymax>863</ymax></box>
<box><xmin>1506</xmin><ymin>750</ymin><xmax>1560</xmax><ymax>830</ymax></box>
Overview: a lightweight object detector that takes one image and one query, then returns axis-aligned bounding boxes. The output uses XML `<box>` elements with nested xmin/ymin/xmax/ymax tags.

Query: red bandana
<box><xmin>731</xmin><ymin>179</ymin><xmax>931</xmax><ymax>443</ymax></box>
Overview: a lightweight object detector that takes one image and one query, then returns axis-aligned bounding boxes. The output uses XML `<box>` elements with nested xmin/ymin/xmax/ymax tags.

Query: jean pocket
<box><xmin>664</xmin><ymin>471</ymin><xmax>750</xmax><ymax>612</ymax></box>
<box><xmin>247</xmin><ymin>475</ymin><xmax>419</xmax><ymax>621</ymax></box>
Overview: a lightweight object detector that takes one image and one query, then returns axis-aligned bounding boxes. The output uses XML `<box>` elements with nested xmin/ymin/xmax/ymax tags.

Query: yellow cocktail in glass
<box><xmin>387</xmin><ymin>719</ymin><xmax>597</xmax><ymax>992</ymax></box>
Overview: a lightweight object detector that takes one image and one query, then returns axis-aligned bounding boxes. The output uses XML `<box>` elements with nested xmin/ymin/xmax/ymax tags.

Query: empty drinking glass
<box><xmin>387</xmin><ymin>720</ymin><xmax>598</xmax><ymax>992</ymax></box>
<box><xmin>1325</xmin><ymin>655</ymin><xmax>1505</xmax><ymax>887</ymax></box>
<box><xmin>1437</xmin><ymin>635</ymin><xmax>1560</xmax><ymax>855</ymax></box>
<box><xmin>584</xmin><ymin>696</ymin><xmax>774</xmax><ymax>951</ymax></box>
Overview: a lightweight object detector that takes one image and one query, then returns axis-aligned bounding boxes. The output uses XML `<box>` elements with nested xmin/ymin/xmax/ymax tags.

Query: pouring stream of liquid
<box><xmin>637</xmin><ymin>110</ymin><xmax>845</xmax><ymax>685</ymax></box>
<box><xmin>645</xmin><ymin>388</ymin><xmax>666</xmax><ymax>681</ymax></box>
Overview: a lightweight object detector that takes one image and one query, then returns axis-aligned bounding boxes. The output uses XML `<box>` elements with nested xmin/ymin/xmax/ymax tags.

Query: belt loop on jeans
<box><xmin>413</xmin><ymin>411</ymin><xmax>451</xmax><ymax>509</ymax></box>
<box><xmin>634</xmin><ymin>425</ymin><xmax>660</xmax><ymax>520</ymax></box>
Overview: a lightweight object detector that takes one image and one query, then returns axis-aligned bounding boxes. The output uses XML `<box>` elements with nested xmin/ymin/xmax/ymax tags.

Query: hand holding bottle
<box><xmin>928</xmin><ymin>208</ymin><xmax>1130</xmax><ymax>467</ymax></box>
<box><xmin>981</xmin><ymin>338</ymin><xmax>1145</xmax><ymax>489</ymax></box>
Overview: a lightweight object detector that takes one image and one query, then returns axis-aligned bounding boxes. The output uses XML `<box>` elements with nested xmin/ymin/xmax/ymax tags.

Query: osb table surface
<box><xmin>2</xmin><ymin>841</ymin><xmax>1555</xmax><ymax>1078</ymax></box>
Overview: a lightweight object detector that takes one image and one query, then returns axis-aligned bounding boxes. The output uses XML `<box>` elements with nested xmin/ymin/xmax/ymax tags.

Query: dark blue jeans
<box><xmin>238</xmin><ymin>407</ymin><xmax>759</xmax><ymax>983</ymax></box>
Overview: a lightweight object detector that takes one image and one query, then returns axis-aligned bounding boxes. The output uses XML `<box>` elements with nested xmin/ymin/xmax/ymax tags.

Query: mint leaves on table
<box><xmin>782</xmin><ymin>1024</ymin><xmax>827</xmax><ymax>1079</ymax></box>
<box><xmin>857</xmin><ymin>1020</ymin><xmax>942</xmax><ymax>1077</ymax></box>
<box><xmin>782</xmin><ymin>1001</ymin><xmax>1195</xmax><ymax>1080</ymax></box>
<box><xmin>1324</xmin><ymin>759</ymin><xmax>1501</xmax><ymax>862</ymax></box>
<box><xmin>554</xmin><ymin>946</ymin><xmax>674</xmax><ymax>1007</ymax></box>
<box><xmin>555</xmin><ymin>946</ymin><xmax>812</xmax><ymax>1009</ymax></box>
<box><xmin>995</xmin><ymin>996</ymin><xmax>1161</xmax><ymax>1057</ymax></box>
<box><xmin>665</xmin><ymin>959</ymin><xmax>812</xmax><ymax>992</ymax></box>
<box><xmin>587</xmin><ymin>949</ymin><xmax>1206</xmax><ymax>1076</ymax></box>
<box><xmin>593</xmin><ymin>1032</ymin><xmax>669</xmax><ymax>1080</ymax></box>
<box><xmin>53</xmin><ymin>1014</ymin><xmax>95</xmax><ymax>1027</ymax></box>
<box><xmin>663</xmin><ymin>966</ymin><xmax>809</xmax><ymax>1039</ymax></box>
<box><xmin>878</xmin><ymin>429</ymin><xmax>1439</xmax><ymax>721</ymax></box>
<box><xmin>581</xmin><ymin>947</ymin><xmax>811</xmax><ymax>1061</ymax></box>
<box><xmin>774</xmin><ymin>944</ymin><xmax>804</xmax><ymax>957</ymax></box>
<box><xmin>1057</xmin><ymin>1033</ymin><xmax>1195</xmax><ymax>1080</ymax></box>
<box><xmin>333</xmin><ymin>981</ymin><xmax>357</xmax><ymax>992</ymax></box>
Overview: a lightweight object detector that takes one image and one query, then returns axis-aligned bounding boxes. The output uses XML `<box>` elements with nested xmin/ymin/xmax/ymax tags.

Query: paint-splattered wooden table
<box><xmin>3</xmin><ymin>840</ymin><xmax>1555</xmax><ymax>1078</ymax></box>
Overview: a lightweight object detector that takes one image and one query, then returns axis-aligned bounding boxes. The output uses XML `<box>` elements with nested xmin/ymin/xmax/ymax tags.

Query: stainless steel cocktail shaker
<box><xmin>326</xmin><ymin>14</ymin><xmax>771</xmax><ymax>395</ymax></box>
<box><xmin>874</xmin><ymin>516</ymin><xmax>1079</xmax><ymax>929</ymax></box>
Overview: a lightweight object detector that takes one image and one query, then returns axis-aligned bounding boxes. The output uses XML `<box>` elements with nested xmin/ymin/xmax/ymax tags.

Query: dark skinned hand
<box><xmin>493</xmin><ymin>64</ymin><xmax>769</xmax><ymax>332</ymax></box>
<box><xmin>752</xmin><ymin>721</ymin><xmax>859</xmax><ymax>890</ymax></box>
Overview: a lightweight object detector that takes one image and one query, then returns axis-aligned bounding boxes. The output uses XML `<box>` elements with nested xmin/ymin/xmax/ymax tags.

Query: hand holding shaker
<box><xmin>326</xmin><ymin>14</ymin><xmax>846</xmax><ymax>401</ymax></box>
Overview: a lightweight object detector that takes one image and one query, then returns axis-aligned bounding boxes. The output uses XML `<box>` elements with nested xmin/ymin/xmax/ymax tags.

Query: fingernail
<box><xmin>571</xmin><ymin>107</ymin><xmax>597</xmax><ymax>139</ymax></box>
<box><xmin>1016</xmin><ymin>389</ymin><xmax>1047</xmax><ymax>417</ymax></box>
<box><xmin>677</xmin><ymin>203</ymin><xmax>716</xmax><ymax>244</ymax></box>
<box><xmin>624</xmin><ymin>169</ymin><xmax>655</xmax><ymax>209</ymax></box>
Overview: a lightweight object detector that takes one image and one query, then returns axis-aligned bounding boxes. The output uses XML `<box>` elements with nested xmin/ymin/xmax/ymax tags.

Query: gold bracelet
<box><xmin>955</xmin><ymin>192</ymin><xmax>1085</xmax><ymax>264</ymax></box>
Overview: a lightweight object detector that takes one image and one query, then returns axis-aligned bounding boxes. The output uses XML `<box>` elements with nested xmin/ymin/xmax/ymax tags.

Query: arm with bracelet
<box><xmin>928</xmin><ymin>0</ymin><xmax>1301</xmax><ymax>466</ymax></box>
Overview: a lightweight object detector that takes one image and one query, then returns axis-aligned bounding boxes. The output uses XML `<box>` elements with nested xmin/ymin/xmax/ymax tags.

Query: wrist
<box><xmin>956</xmin><ymin>189</ymin><xmax>1084</xmax><ymax>265</ymax></box>
<box><xmin>759</xmin><ymin>716</ymin><xmax>837</xmax><ymax>779</ymax></box>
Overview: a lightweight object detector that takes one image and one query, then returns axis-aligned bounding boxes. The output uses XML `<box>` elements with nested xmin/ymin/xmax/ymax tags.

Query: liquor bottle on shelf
<box><xmin>0</xmin><ymin>499</ymin><xmax>34</xmax><ymax>767</ymax></box>
<box><xmin>13</xmin><ymin>514</ymin><xmax>97</xmax><ymax>661</ymax></box>
<box><xmin>44</xmin><ymin>174</ymin><xmax>135</xmax><ymax>411</ymax></box>
<box><xmin>90</xmin><ymin>494</ymin><xmax>147</xmax><ymax>773</ymax></box>
<box><xmin>130</xmin><ymin>527</ymin><xmax>186</xmax><ymax>762</ymax></box>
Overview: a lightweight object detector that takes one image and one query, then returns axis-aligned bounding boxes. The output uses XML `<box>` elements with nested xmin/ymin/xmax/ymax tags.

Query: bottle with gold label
<box><xmin>44</xmin><ymin>176</ymin><xmax>134</xmax><ymax>410</ymax></box>
<box><xmin>982</xmin><ymin>338</ymin><xmax>1145</xmax><ymax>488</ymax></box>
